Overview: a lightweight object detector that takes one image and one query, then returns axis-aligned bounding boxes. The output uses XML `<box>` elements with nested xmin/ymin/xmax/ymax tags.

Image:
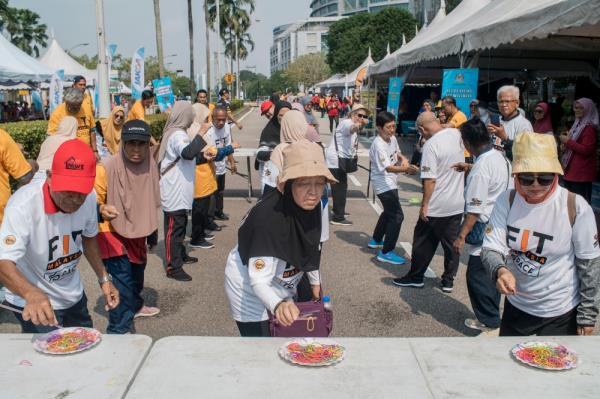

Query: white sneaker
<box><xmin>465</xmin><ymin>318</ymin><xmax>498</xmax><ymax>334</ymax></box>
<box><xmin>134</xmin><ymin>306</ymin><xmax>160</xmax><ymax>319</ymax></box>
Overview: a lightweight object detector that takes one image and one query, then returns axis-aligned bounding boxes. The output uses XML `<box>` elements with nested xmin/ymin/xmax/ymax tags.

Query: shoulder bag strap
<box><xmin>567</xmin><ymin>191</ymin><xmax>577</xmax><ymax>227</ymax></box>
<box><xmin>160</xmin><ymin>156</ymin><xmax>181</xmax><ymax>178</ymax></box>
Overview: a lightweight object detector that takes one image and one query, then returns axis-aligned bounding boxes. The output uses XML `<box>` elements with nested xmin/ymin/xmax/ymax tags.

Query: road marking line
<box><xmin>236</xmin><ymin>107</ymin><xmax>254</xmax><ymax>123</ymax></box>
<box><xmin>398</xmin><ymin>241</ymin><xmax>436</xmax><ymax>278</ymax></box>
<box><xmin>367</xmin><ymin>197</ymin><xmax>383</xmax><ymax>215</ymax></box>
<box><xmin>348</xmin><ymin>174</ymin><xmax>362</xmax><ymax>187</ymax></box>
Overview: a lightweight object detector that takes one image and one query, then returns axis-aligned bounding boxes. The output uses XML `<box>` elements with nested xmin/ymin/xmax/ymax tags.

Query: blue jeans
<box><xmin>7</xmin><ymin>293</ymin><xmax>93</xmax><ymax>334</ymax></box>
<box><xmin>104</xmin><ymin>256</ymin><xmax>146</xmax><ymax>334</ymax></box>
<box><xmin>466</xmin><ymin>255</ymin><xmax>501</xmax><ymax>328</ymax></box>
<box><xmin>373</xmin><ymin>189</ymin><xmax>405</xmax><ymax>254</ymax></box>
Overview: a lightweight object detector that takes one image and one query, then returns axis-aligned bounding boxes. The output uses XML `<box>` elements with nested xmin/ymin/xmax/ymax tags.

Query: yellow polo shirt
<box><xmin>0</xmin><ymin>130</ymin><xmax>32</xmax><ymax>223</ymax></box>
<box><xmin>127</xmin><ymin>101</ymin><xmax>145</xmax><ymax>122</ymax></box>
<box><xmin>47</xmin><ymin>103</ymin><xmax>95</xmax><ymax>147</ymax></box>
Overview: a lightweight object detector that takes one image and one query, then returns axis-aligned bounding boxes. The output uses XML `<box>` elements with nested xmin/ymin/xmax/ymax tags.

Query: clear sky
<box><xmin>11</xmin><ymin>0</ymin><xmax>311</xmax><ymax>77</ymax></box>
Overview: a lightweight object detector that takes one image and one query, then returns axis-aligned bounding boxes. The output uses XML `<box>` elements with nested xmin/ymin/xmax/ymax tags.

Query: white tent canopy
<box><xmin>368</xmin><ymin>0</ymin><xmax>600</xmax><ymax>81</ymax></box>
<box><xmin>316</xmin><ymin>50</ymin><xmax>375</xmax><ymax>89</ymax></box>
<box><xmin>39</xmin><ymin>38</ymin><xmax>97</xmax><ymax>83</ymax></box>
<box><xmin>368</xmin><ymin>0</ymin><xmax>490</xmax><ymax>76</ymax></box>
<box><xmin>0</xmin><ymin>33</ymin><xmax>54</xmax><ymax>83</ymax></box>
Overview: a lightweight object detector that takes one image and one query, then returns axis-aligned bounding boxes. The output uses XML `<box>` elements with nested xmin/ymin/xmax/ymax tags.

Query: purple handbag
<box><xmin>268</xmin><ymin>299</ymin><xmax>333</xmax><ymax>337</ymax></box>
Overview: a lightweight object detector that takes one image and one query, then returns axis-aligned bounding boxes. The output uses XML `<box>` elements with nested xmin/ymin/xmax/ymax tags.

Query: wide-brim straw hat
<box><xmin>349</xmin><ymin>103</ymin><xmax>371</xmax><ymax>116</ymax></box>
<box><xmin>277</xmin><ymin>140</ymin><xmax>338</xmax><ymax>192</ymax></box>
<box><xmin>512</xmin><ymin>132</ymin><xmax>563</xmax><ymax>175</ymax></box>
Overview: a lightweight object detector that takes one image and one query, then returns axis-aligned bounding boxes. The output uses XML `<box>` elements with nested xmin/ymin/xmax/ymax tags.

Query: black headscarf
<box><xmin>238</xmin><ymin>181</ymin><xmax>322</xmax><ymax>272</ymax></box>
<box><xmin>258</xmin><ymin>101</ymin><xmax>292</xmax><ymax>149</ymax></box>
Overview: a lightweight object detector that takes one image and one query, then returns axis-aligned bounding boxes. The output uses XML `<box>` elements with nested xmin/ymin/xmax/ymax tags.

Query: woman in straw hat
<box><xmin>324</xmin><ymin>102</ymin><xmax>371</xmax><ymax>226</ymax></box>
<box><xmin>224</xmin><ymin>140</ymin><xmax>337</xmax><ymax>337</ymax></box>
<box><xmin>482</xmin><ymin>132</ymin><xmax>600</xmax><ymax>336</ymax></box>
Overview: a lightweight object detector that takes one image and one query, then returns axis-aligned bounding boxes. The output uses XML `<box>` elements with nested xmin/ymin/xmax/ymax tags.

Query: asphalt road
<box><xmin>0</xmin><ymin>107</ymin><xmax>487</xmax><ymax>338</ymax></box>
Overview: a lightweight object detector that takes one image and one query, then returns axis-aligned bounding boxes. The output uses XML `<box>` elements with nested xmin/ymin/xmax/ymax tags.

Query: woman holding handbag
<box><xmin>224</xmin><ymin>140</ymin><xmax>337</xmax><ymax>337</ymax></box>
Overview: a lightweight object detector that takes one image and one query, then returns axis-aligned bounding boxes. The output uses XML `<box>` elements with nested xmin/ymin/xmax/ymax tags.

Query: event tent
<box><xmin>368</xmin><ymin>0</ymin><xmax>600</xmax><ymax>83</ymax></box>
<box><xmin>315</xmin><ymin>50</ymin><xmax>375</xmax><ymax>89</ymax></box>
<box><xmin>0</xmin><ymin>33</ymin><xmax>53</xmax><ymax>83</ymax></box>
<box><xmin>39</xmin><ymin>39</ymin><xmax>97</xmax><ymax>83</ymax></box>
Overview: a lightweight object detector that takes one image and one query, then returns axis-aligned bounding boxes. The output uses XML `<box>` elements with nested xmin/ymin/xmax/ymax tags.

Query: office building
<box><xmin>310</xmin><ymin>0</ymin><xmax>410</xmax><ymax>17</ymax></box>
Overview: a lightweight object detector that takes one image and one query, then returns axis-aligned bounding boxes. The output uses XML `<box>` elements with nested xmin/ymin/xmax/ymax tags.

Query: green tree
<box><xmin>325</xmin><ymin>8</ymin><xmax>416</xmax><ymax>74</ymax></box>
<box><xmin>1</xmin><ymin>6</ymin><xmax>48</xmax><ymax>57</ymax></box>
<box><xmin>285</xmin><ymin>53</ymin><xmax>330</xmax><ymax>91</ymax></box>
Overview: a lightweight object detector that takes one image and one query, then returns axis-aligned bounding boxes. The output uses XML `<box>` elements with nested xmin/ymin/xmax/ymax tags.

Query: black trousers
<box><xmin>467</xmin><ymin>255</ymin><xmax>501</xmax><ymax>328</ymax></box>
<box><xmin>563</xmin><ymin>180</ymin><xmax>592</xmax><ymax>204</ymax></box>
<box><xmin>500</xmin><ymin>299</ymin><xmax>578</xmax><ymax>336</ymax></box>
<box><xmin>163</xmin><ymin>210</ymin><xmax>188</xmax><ymax>271</ymax></box>
<box><xmin>373</xmin><ymin>189</ymin><xmax>404</xmax><ymax>253</ymax></box>
<box><xmin>146</xmin><ymin>230</ymin><xmax>158</xmax><ymax>247</ymax></box>
<box><xmin>191</xmin><ymin>196</ymin><xmax>211</xmax><ymax>244</ymax></box>
<box><xmin>236</xmin><ymin>320</ymin><xmax>271</xmax><ymax>337</ymax></box>
<box><xmin>406</xmin><ymin>214</ymin><xmax>462</xmax><ymax>283</ymax></box>
<box><xmin>329</xmin><ymin>168</ymin><xmax>348</xmax><ymax>221</ymax></box>
<box><xmin>215</xmin><ymin>174</ymin><xmax>226</xmax><ymax>215</ymax></box>
<box><xmin>329</xmin><ymin>115</ymin><xmax>339</xmax><ymax>133</ymax></box>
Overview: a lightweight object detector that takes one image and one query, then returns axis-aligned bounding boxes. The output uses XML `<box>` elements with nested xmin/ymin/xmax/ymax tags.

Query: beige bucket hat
<box><xmin>512</xmin><ymin>132</ymin><xmax>563</xmax><ymax>175</ymax></box>
<box><xmin>349</xmin><ymin>103</ymin><xmax>371</xmax><ymax>116</ymax></box>
<box><xmin>277</xmin><ymin>140</ymin><xmax>338</xmax><ymax>192</ymax></box>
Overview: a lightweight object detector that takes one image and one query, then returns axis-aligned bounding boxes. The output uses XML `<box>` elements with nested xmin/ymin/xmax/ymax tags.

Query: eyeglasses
<box><xmin>356</xmin><ymin>114</ymin><xmax>368</xmax><ymax>120</ymax></box>
<box><xmin>517</xmin><ymin>173</ymin><xmax>555</xmax><ymax>186</ymax></box>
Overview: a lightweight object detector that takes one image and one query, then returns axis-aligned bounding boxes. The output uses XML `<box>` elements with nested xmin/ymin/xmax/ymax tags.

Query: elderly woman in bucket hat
<box><xmin>482</xmin><ymin>132</ymin><xmax>600</xmax><ymax>336</ymax></box>
<box><xmin>224</xmin><ymin>140</ymin><xmax>337</xmax><ymax>337</ymax></box>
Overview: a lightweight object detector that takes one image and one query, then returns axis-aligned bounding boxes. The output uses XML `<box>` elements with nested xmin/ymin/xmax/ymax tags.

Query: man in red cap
<box><xmin>260</xmin><ymin>100</ymin><xmax>274</xmax><ymax>120</ymax></box>
<box><xmin>0</xmin><ymin>139</ymin><xmax>119</xmax><ymax>333</ymax></box>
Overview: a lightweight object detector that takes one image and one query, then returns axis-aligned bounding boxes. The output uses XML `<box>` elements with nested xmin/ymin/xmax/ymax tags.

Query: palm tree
<box><xmin>6</xmin><ymin>8</ymin><xmax>48</xmax><ymax>57</ymax></box>
<box><xmin>153</xmin><ymin>0</ymin><xmax>165</xmax><ymax>78</ymax></box>
<box><xmin>187</xmin><ymin>0</ymin><xmax>195</xmax><ymax>96</ymax></box>
<box><xmin>204</xmin><ymin>0</ymin><xmax>211</xmax><ymax>97</ymax></box>
<box><xmin>207</xmin><ymin>0</ymin><xmax>255</xmax><ymax>95</ymax></box>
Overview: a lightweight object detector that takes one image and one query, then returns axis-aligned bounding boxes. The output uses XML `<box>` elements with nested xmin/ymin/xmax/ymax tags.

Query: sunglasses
<box><xmin>356</xmin><ymin>114</ymin><xmax>368</xmax><ymax>119</ymax></box>
<box><xmin>517</xmin><ymin>173</ymin><xmax>555</xmax><ymax>186</ymax></box>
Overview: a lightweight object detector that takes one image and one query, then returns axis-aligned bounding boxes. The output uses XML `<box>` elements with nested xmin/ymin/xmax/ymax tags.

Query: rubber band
<box><xmin>286</xmin><ymin>342</ymin><xmax>344</xmax><ymax>365</ymax></box>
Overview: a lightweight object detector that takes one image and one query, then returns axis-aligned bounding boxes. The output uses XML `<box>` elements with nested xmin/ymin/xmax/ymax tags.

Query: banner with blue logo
<box><xmin>31</xmin><ymin>90</ymin><xmax>43</xmax><ymax>114</ymax></box>
<box><xmin>49</xmin><ymin>69</ymin><xmax>64</xmax><ymax>114</ymax></box>
<box><xmin>131</xmin><ymin>47</ymin><xmax>145</xmax><ymax>100</ymax></box>
<box><xmin>386</xmin><ymin>77</ymin><xmax>403</xmax><ymax>119</ymax></box>
<box><xmin>153</xmin><ymin>76</ymin><xmax>175</xmax><ymax>112</ymax></box>
<box><xmin>441</xmin><ymin>68</ymin><xmax>479</xmax><ymax>118</ymax></box>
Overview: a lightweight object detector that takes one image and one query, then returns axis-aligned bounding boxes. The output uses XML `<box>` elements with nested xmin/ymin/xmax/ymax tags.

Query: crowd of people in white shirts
<box><xmin>0</xmin><ymin>83</ymin><xmax>599</xmax><ymax>339</ymax></box>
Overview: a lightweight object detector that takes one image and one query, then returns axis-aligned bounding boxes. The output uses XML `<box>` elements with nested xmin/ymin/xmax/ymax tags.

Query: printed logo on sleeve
<box><xmin>469</xmin><ymin>198</ymin><xmax>483</xmax><ymax>206</ymax></box>
<box><xmin>3</xmin><ymin>235</ymin><xmax>16</xmax><ymax>245</ymax></box>
<box><xmin>253</xmin><ymin>259</ymin><xmax>265</xmax><ymax>270</ymax></box>
<box><xmin>421</xmin><ymin>166</ymin><xmax>431</xmax><ymax>172</ymax></box>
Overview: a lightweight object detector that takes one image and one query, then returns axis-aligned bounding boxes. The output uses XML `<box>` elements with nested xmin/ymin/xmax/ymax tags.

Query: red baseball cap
<box><xmin>51</xmin><ymin>139</ymin><xmax>96</xmax><ymax>194</ymax></box>
<box><xmin>260</xmin><ymin>100</ymin><xmax>274</xmax><ymax>115</ymax></box>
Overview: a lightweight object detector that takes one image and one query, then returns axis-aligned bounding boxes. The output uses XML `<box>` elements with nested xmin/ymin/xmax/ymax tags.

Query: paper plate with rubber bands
<box><xmin>279</xmin><ymin>339</ymin><xmax>345</xmax><ymax>367</ymax></box>
<box><xmin>33</xmin><ymin>327</ymin><xmax>102</xmax><ymax>355</ymax></box>
<box><xmin>511</xmin><ymin>341</ymin><xmax>578</xmax><ymax>371</ymax></box>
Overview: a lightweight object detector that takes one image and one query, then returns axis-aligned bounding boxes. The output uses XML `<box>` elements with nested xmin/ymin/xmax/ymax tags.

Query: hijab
<box><xmin>271</xmin><ymin>111</ymin><xmax>308</xmax><ymax>171</ymax></box>
<box><xmin>299</xmin><ymin>96</ymin><xmax>318</xmax><ymax>126</ymax></box>
<box><xmin>238</xmin><ymin>181</ymin><xmax>322</xmax><ymax>272</ymax></box>
<box><xmin>101</xmin><ymin>106</ymin><xmax>125</xmax><ymax>155</ymax></box>
<box><xmin>187</xmin><ymin>103</ymin><xmax>211</xmax><ymax>140</ymax></box>
<box><xmin>562</xmin><ymin>98</ymin><xmax>599</xmax><ymax>167</ymax></box>
<box><xmin>37</xmin><ymin>116</ymin><xmax>78</xmax><ymax>170</ymax></box>
<box><xmin>104</xmin><ymin>141</ymin><xmax>161</xmax><ymax>239</ymax></box>
<box><xmin>532</xmin><ymin>102</ymin><xmax>553</xmax><ymax>134</ymax></box>
<box><xmin>258</xmin><ymin>101</ymin><xmax>291</xmax><ymax>149</ymax></box>
<box><xmin>158</xmin><ymin>101</ymin><xmax>195</xmax><ymax>162</ymax></box>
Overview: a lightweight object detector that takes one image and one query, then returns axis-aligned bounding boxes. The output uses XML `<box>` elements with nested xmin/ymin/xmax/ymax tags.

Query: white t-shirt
<box><xmin>325</xmin><ymin>118</ymin><xmax>358</xmax><ymax>169</ymax></box>
<box><xmin>159</xmin><ymin>130</ymin><xmax>196</xmax><ymax>212</ymax></box>
<box><xmin>206</xmin><ymin>124</ymin><xmax>232</xmax><ymax>175</ymax></box>
<box><xmin>465</xmin><ymin>149</ymin><xmax>513</xmax><ymax>256</ymax></box>
<box><xmin>370</xmin><ymin>135</ymin><xmax>400</xmax><ymax>194</ymax></box>
<box><xmin>0</xmin><ymin>179</ymin><xmax>98</xmax><ymax>310</ymax></box>
<box><xmin>224</xmin><ymin>246</ymin><xmax>321</xmax><ymax>322</ymax></box>
<box><xmin>420</xmin><ymin>128</ymin><xmax>465</xmax><ymax>217</ymax></box>
<box><xmin>483</xmin><ymin>187</ymin><xmax>600</xmax><ymax>318</ymax></box>
<box><xmin>257</xmin><ymin>146</ymin><xmax>279</xmax><ymax>190</ymax></box>
<box><xmin>492</xmin><ymin>114</ymin><xmax>533</xmax><ymax>149</ymax></box>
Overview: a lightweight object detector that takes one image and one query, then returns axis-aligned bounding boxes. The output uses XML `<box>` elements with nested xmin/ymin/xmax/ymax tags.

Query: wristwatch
<box><xmin>98</xmin><ymin>274</ymin><xmax>113</xmax><ymax>286</ymax></box>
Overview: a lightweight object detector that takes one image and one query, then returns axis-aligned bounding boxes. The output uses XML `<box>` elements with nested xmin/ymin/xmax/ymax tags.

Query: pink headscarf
<box><xmin>532</xmin><ymin>102</ymin><xmax>553</xmax><ymax>134</ymax></box>
<box><xmin>562</xmin><ymin>98</ymin><xmax>599</xmax><ymax>167</ymax></box>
